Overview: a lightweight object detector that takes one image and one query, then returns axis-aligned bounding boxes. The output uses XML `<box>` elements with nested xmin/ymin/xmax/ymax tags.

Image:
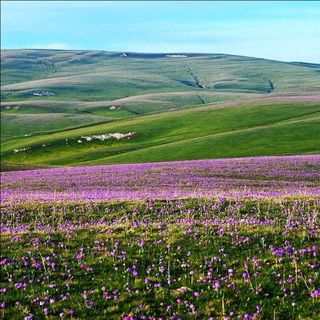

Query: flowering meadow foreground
<box><xmin>1</xmin><ymin>156</ymin><xmax>320</xmax><ymax>319</ymax></box>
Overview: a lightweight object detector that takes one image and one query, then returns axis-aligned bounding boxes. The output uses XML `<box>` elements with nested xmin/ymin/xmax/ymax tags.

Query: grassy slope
<box><xmin>1</xmin><ymin>101</ymin><xmax>319</xmax><ymax>166</ymax></box>
<box><xmin>1</xmin><ymin>50</ymin><xmax>320</xmax><ymax>167</ymax></box>
<box><xmin>3</xmin><ymin>51</ymin><xmax>320</xmax><ymax>99</ymax></box>
<box><xmin>1</xmin><ymin>113</ymin><xmax>111</xmax><ymax>140</ymax></box>
<box><xmin>99</xmin><ymin>116</ymin><xmax>319</xmax><ymax>165</ymax></box>
<box><xmin>2</xmin><ymin>50</ymin><xmax>320</xmax><ymax>141</ymax></box>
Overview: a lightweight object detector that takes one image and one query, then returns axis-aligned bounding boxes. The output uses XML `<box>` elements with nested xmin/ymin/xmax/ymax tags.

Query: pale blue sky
<box><xmin>2</xmin><ymin>1</ymin><xmax>320</xmax><ymax>62</ymax></box>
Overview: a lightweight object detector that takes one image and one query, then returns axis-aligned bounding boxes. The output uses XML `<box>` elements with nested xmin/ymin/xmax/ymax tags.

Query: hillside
<box><xmin>1</xmin><ymin>49</ymin><xmax>320</xmax><ymax>167</ymax></box>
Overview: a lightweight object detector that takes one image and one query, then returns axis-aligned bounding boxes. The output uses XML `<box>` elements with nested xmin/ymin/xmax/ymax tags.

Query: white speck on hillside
<box><xmin>13</xmin><ymin>147</ymin><xmax>31</xmax><ymax>154</ymax></box>
<box><xmin>81</xmin><ymin>132</ymin><xmax>136</xmax><ymax>142</ymax></box>
<box><xmin>166</xmin><ymin>55</ymin><xmax>188</xmax><ymax>58</ymax></box>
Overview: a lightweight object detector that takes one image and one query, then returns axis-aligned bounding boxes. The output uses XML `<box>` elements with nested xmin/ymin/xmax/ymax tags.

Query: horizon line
<box><xmin>2</xmin><ymin>48</ymin><xmax>320</xmax><ymax>64</ymax></box>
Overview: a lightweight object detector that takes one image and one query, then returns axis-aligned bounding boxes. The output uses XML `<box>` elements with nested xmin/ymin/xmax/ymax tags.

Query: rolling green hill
<box><xmin>1</xmin><ymin>101</ymin><xmax>319</xmax><ymax>166</ymax></box>
<box><xmin>1</xmin><ymin>49</ymin><xmax>320</xmax><ymax>168</ymax></box>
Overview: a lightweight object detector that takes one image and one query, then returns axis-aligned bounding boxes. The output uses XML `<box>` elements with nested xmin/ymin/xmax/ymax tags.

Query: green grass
<box><xmin>0</xmin><ymin>91</ymin><xmax>260</xmax><ymax>138</ymax></box>
<box><xmin>91</xmin><ymin>116</ymin><xmax>320</xmax><ymax>165</ymax></box>
<box><xmin>1</xmin><ymin>49</ymin><xmax>320</xmax><ymax>167</ymax></box>
<box><xmin>1</xmin><ymin>113</ymin><xmax>112</xmax><ymax>141</ymax></box>
<box><xmin>1</xmin><ymin>101</ymin><xmax>319</xmax><ymax>166</ymax></box>
<box><xmin>4</xmin><ymin>51</ymin><xmax>319</xmax><ymax>97</ymax></box>
<box><xmin>0</xmin><ymin>161</ymin><xmax>52</xmax><ymax>172</ymax></box>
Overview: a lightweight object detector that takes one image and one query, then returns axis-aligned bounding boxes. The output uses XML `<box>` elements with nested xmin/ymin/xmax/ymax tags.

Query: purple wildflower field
<box><xmin>1</xmin><ymin>155</ymin><xmax>320</xmax><ymax>319</ymax></box>
<box><xmin>2</xmin><ymin>155</ymin><xmax>320</xmax><ymax>204</ymax></box>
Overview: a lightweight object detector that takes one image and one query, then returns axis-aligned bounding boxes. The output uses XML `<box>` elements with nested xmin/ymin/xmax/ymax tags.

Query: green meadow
<box><xmin>1</xmin><ymin>49</ymin><xmax>320</xmax><ymax>168</ymax></box>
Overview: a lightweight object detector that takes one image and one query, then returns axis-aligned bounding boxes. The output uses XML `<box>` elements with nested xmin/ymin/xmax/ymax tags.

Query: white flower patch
<box><xmin>13</xmin><ymin>147</ymin><xmax>31</xmax><ymax>154</ymax></box>
<box><xmin>81</xmin><ymin>132</ymin><xmax>136</xmax><ymax>142</ymax></box>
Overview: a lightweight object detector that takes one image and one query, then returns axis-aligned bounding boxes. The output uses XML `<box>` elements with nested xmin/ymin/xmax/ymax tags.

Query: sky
<box><xmin>1</xmin><ymin>1</ymin><xmax>320</xmax><ymax>62</ymax></box>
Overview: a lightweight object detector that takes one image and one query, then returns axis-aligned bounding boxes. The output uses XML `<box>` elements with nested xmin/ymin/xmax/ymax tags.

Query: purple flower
<box><xmin>82</xmin><ymin>291</ymin><xmax>88</xmax><ymax>300</ymax></box>
<box><xmin>144</xmin><ymin>277</ymin><xmax>150</xmax><ymax>284</ymax></box>
<box><xmin>131</xmin><ymin>270</ymin><xmax>138</xmax><ymax>277</ymax></box>
<box><xmin>15</xmin><ymin>282</ymin><xmax>27</xmax><ymax>290</ymax></box>
<box><xmin>212</xmin><ymin>281</ymin><xmax>220</xmax><ymax>291</ymax></box>
<box><xmin>0</xmin><ymin>259</ymin><xmax>10</xmax><ymax>266</ymax></box>
<box><xmin>310</xmin><ymin>289</ymin><xmax>320</xmax><ymax>298</ymax></box>
<box><xmin>243</xmin><ymin>272</ymin><xmax>250</xmax><ymax>280</ymax></box>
